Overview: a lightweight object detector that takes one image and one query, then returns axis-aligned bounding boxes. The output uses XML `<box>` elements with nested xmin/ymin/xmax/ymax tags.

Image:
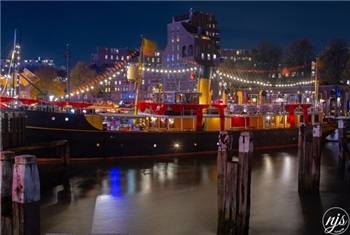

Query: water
<box><xmin>39</xmin><ymin>142</ymin><xmax>350</xmax><ymax>235</ymax></box>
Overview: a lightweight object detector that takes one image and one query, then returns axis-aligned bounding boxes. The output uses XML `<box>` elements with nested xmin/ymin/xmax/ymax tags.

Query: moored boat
<box><xmin>1</xmin><ymin>93</ymin><xmax>337</xmax><ymax>159</ymax></box>
<box><xmin>0</xmin><ymin>33</ymin><xmax>337</xmax><ymax>159</ymax></box>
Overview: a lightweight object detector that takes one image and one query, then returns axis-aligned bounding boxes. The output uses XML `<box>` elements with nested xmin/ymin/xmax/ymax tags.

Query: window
<box><xmin>182</xmin><ymin>46</ymin><xmax>187</xmax><ymax>57</ymax></box>
<box><xmin>105</xmin><ymin>55</ymin><xmax>108</xmax><ymax>59</ymax></box>
<box><xmin>201</xmin><ymin>53</ymin><xmax>204</xmax><ymax>60</ymax></box>
<box><xmin>188</xmin><ymin>45</ymin><xmax>193</xmax><ymax>56</ymax></box>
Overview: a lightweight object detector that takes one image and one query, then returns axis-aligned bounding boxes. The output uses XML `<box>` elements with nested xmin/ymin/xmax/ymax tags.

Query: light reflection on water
<box><xmin>39</xmin><ymin>143</ymin><xmax>350</xmax><ymax>235</ymax></box>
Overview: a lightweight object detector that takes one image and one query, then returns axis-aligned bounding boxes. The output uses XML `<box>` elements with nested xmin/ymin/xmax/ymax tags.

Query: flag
<box><xmin>143</xmin><ymin>38</ymin><xmax>157</xmax><ymax>56</ymax></box>
<box><xmin>0</xmin><ymin>74</ymin><xmax>7</xmax><ymax>86</ymax></box>
<box><xmin>20</xmin><ymin>68</ymin><xmax>39</xmax><ymax>86</ymax></box>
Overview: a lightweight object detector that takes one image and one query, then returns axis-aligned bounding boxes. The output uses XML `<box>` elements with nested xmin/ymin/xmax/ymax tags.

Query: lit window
<box><xmin>207</xmin><ymin>54</ymin><xmax>211</xmax><ymax>60</ymax></box>
<box><xmin>105</xmin><ymin>55</ymin><xmax>108</xmax><ymax>59</ymax></box>
<box><xmin>111</xmin><ymin>55</ymin><xmax>113</xmax><ymax>60</ymax></box>
<box><xmin>213</xmin><ymin>54</ymin><xmax>217</xmax><ymax>59</ymax></box>
<box><xmin>201</xmin><ymin>53</ymin><xmax>204</xmax><ymax>60</ymax></box>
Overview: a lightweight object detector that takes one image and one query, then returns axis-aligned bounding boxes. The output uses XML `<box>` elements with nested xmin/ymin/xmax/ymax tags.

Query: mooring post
<box><xmin>217</xmin><ymin>131</ymin><xmax>253</xmax><ymax>235</ymax></box>
<box><xmin>1</xmin><ymin>112</ymin><xmax>10</xmax><ymax>150</ymax></box>
<box><xmin>338</xmin><ymin>119</ymin><xmax>346</xmax><ymax>171</ymax></box>
<box><xmin>0</xmin><ymin>151</ymin><xmax>15</xmax><ymax>214</ymax></box>
<box><xmin>298</xmin><ymin>123</ymin><xmax>322</xmax><ymax>193</ymax></box>
<box><xmin>311</xmin><ymin>123</ymin><xmax>322</xmax><ymax>192</ymax></box>
<box><xmin>298</xmin><ymin>123</ymin><xmax>306</xmax><ymax>192</ymax></box>
<box><xmin>0</xmin><ymin>151</ymin><xmax>15</xmax><ymax>235</ymax></box>
<box><xmin>217</xmin><ymin>130</ymin><xmax>231</xmax><ymax>234</ymax></box>
<box><xmin>236</xmin><ymin>131</ymin><xmax>253</xmax><ymax>235</ymax></box>
<box><xmin>12</xmin><ymin>154</ymin><xmax>40</xmax><ymax>235</ymax></box>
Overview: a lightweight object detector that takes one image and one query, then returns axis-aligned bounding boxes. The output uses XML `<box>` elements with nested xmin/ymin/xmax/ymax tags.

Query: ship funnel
<box><xmin>127</xmin><ymin>65</ymin><xmax>139</xmax><ymax>82</ymax></box>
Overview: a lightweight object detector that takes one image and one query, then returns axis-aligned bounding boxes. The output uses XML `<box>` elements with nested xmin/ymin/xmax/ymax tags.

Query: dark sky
<box><xmin>1</xmin><ymin>1</ymin><xmax>350</xmax><ymax>66</ymax></box>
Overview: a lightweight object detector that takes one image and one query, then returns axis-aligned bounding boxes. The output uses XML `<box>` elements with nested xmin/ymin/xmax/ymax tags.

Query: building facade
<box><xmin>90</xmin><ymin>8</ymin><xmax>221</xmax><ymax>103</ymax></box>
<box><xmin>161</xmin><ymin>8</ymin><xmax>220</xmax><ymax>93</ymax></box>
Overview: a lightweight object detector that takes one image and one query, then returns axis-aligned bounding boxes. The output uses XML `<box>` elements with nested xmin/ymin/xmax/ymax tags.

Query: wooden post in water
<box><xmin>298</xmin><ymin>123</ymin><xmax>322</xmax><ymax>193</ymax></box>
<box><xmin>236</xmin><ymin>132</ymin><xmax>253</xmax><ymax>235</ymax></box>
<box><xmin>338</xmin><ymin>119</ymin><xmax>346</xmax><ymax>171</ymax></box>
<box><xmin>12</xmin><ymin>155</ymin><xmax>40</xmax><ymax>235</ymax></box>
<box><xmin>1</xmin><ymin>113</ymin><xmax>10</xmax><ymax>150</ymax></box>
<box><xmin>0</xmin><ymin>151</ymin><xmax>15</xmax><ymax>235</ymax></box>
<box><xmin>0</xmin><ymin>111</ymin><xmax>25</xmax><ymax>150</ymax></box>
<box><xmin>298</xmin><ymin>123</ymin><xmax>306</xmax><ymax>192</ymax></box>
<box><xmin>217</xmin><ymin>130</ymin><xmax>231</xmax><ymax>234</ymax></box>
<box><xmin>312</xmin><ymin>123</ymin><xmax>322</xmax><ymax>192</ymax></box>
<box><xmin>0</xmin><ymin>151</ymin><xmax>15</xmax><ymax>214</ymax></box>
<box><xmin>217</xmin><ymin>131</ymin><xmax>252</xmax><ymax>235</ymax></box>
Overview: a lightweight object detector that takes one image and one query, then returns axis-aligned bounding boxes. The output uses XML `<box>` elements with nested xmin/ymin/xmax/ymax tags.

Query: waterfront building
<box><xmin>219</xmin><ymin>49</ymin><xmax>253</xmax><ymax>63</ymax></box>
<box><xmin>161</xmin><ymin>8</ymin><xmax>220</xmax><ymax>94</ymax></box>
<box><xmin>90</xmin><ymin>8</ymin><xmax>220</xmax><ymax>103</ymax></box>
<box><xmin>90</xmin><ymin>47</ymin><xmax>163</xmax><ymax>103</ymax></box>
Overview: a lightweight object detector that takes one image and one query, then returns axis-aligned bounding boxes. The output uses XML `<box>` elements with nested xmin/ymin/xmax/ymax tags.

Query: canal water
<box><xmin>39</xmin><ymin>142</ymin><xmax>350</xmax><ymax>235</ymax></box>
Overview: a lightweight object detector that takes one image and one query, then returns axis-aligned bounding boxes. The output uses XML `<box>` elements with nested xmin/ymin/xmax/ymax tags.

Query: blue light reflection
<box><xmin>110</xmin><ymin>168</ymin><xmax>122</xmax><ymax>197</ymax></box>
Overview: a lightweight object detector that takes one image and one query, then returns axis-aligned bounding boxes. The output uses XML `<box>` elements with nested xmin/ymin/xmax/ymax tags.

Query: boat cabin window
<box><xmin>163</xmin><ymin>91</ymin><xmax>201</xmax><ymax>104</ymax></box>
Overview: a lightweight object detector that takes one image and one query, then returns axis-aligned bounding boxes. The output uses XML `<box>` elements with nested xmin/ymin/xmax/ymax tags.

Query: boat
<box><xmin>0</xmin><ymin>34</ymin><xmax>337</xmax><ymax>160</ymax></box>
<box><xmin>0</xmin><ymin>93</ymin><xmax>337</xmax><ymax>159</ymax></box>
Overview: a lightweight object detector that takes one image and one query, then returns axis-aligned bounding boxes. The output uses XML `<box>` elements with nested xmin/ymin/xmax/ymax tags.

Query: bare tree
<box><xmin>283</xmin><ymin>39</ymin><xmax>315</xmax><ymax>67</ymax></box>
<box><xmin>252</xmin><ymin>41</ymin><xmax>282</xmax><ymax>71</ymax></box>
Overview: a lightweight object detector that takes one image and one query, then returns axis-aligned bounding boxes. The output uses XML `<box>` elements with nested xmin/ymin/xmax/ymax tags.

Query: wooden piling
<box><xmin>0</xmin><ymin>111</ymin><xmax>26</xmax><ymax>150</ymax></box>
<box><xmin>312</xmin><ymin>124</ymin><xmax>322</xmax><ymax>192</ymax></box>
<box><xmin>1</xmin><ymin>112</ymin><xmax>10</xmax><ymax>150</ymax></box>
<box><xmin>0</xmin><ymin>151</ymin><xmax>15</xmax><ymax>216</ymax></box>
<box><xmin>338</xmin><ymin>120</ymin><xmax>346</xmax><ymax>171</ymax></box>
<box><xmin>217</xmin><ymin>131</ymin><xmax>252</xmax><ymax>235</ymax></box>
<box><xmin>217</xmin><ymin>130</ymin><xmax>231</xmax><ymax>234</ymax></box>
<box><xmin>12</xmin><ymin>154</ymin><xmax>41</xmax><ymax>235</ymax></box>
<box><xmin>12</xmin><ymin>155</ymin><xmax>40</xmax><ymax>203</ymax></box>
<box><xmin>236</xmin><ymin>132</ymin><xmax>253</xmax><ymax>235</ymax></box>
<box><xmin>298</xmin><ymin>123</ymin><xmax>322</xmax><ymax>193</ymax></box>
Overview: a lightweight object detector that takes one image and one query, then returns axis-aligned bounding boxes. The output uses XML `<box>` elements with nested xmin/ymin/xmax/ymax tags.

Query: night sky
<box><xmin>1</xmin><ymin>1</ymin><xmax>350</xmax><ymax>66</ymax></box>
